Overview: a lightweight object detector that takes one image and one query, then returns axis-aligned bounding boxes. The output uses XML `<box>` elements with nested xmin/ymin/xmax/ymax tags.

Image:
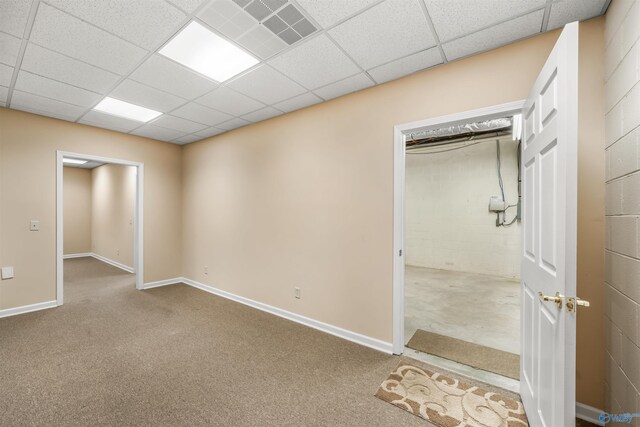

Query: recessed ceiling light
<box><xmin>93</xmin><ymin>97</ymin><xmax>162</xmax><ymax>122</ymax></box>
<box><xmin>159</xmin><ymin>21</ymin><xmax>259</xmax><ymax>82</ymax></box>
<box><xmin>63</xmin><ymin>158</ymin><xmax>88</xmax><ymax>165</ymax></box>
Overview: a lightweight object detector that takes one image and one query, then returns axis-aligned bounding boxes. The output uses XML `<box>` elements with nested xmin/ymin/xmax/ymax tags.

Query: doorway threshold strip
<box><xmin>407</xmin><ymin>329</ymin><xmax>520</xmax><ymax>380</ymax></box>
<box><xmin>375</xmin><ymin>361</ymin><xmax>528</xmax><ymax>427</ymax></box>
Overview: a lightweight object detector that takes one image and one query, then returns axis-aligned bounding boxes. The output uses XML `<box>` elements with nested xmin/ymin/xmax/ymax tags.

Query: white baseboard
<box><xmin>0</xmin><ymin>300</ymin><xmax>58</xmax><ymax>319</ymax></box>
<box><xmin>576</xmin><ymin>402</ymin><xmax>604</xmax><ymax>426</ymax></box>
<box><xmin>90</xmin><ymin>253</ymin><xmax>135</xmax><ymax>274</ymax></box>
<box><xmin>63</xmin><ymin>252</ymin><xmax>92</xmax><ymax>259</ymax></box>
<box><xmin>180</xmin><ymin>277</ymin><xmax>393</xmax><ymax>354</ymax></box>
<box><xmin>142</xmin><ymin>278</ymin><xmax>183</xmax><ymax>289</ymax></box>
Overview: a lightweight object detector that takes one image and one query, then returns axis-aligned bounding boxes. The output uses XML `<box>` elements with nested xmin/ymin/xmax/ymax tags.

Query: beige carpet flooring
<box><xmin>0</xmin><ymin>258</ymin><xmax>433</xmax><ymax>426</ymax></box>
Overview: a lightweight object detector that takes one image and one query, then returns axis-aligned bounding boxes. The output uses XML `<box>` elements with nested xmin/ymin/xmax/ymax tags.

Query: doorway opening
<box><xmin>392</xmin><ymin>101</ymin><xmax>525</xmax><ymax>389</ymax></box>
<box><xmin>56</xmin><ymin>151</ymin><xmax>144</xmax><ymax>305</ymax></box>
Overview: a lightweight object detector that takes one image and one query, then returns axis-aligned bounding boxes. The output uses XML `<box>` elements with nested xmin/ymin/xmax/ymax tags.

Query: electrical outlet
<box><xmin>294</xmin><ymin>287</ymin><xmax>301</xmax><ymax>299</ymax></box>
<box><xmin>30</xmin><ymin>220</ymin><xmax>40</xmax><ymax>231</ymax></box>
<box><xmin>204</xmin><ymin>266</ymin><xmax>208</xmax><ymax>275</ymax></box>
<box><xmin>116</xmin><ymin>249</ymin><xmax>120</xmax><ymax>256</ymax></box>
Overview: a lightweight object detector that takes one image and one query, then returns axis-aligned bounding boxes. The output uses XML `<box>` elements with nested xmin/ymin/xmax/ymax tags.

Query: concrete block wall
<box><xmin>604</xmin><ymin>0</ymin><xmax>640</xmax><ymax>418</ymax></box>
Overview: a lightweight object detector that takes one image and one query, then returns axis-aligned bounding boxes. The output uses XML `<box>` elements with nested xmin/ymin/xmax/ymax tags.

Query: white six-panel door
<box><xmin>520</xmin><ymin>22</ymin><xmax>579</xmax><ymax>427</ymax></box>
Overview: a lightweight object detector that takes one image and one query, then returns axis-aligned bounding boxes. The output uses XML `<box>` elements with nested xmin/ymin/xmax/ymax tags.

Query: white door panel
<box><xmin>520</xmin><ymin>21</ymin><xmax>578</xmax><ymax>427</ymax></box>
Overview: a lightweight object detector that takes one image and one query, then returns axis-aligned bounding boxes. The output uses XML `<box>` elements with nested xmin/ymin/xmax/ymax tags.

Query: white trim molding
<box><xmin>142</xmin><ymin>278</ymin><xmax>183</xmax><ymax>289</ymax></box>
<box><xmin>0</xmin><ymin>300</ymin><xmax>57</xmax><ymax>319</ymax></box>
<box><xmin>91</xmin><ymin>253</ymin><xmax>135</xmax><ymax>274</ymax></box>
<box><xmin>576</xmin><ymin>402</ymin><xmax>604</xmax><ymax>426</ymax></box>
<box><xmin>63</xmin><ymin>253</ymin><xmax>92</xmax><ymax>259</ymax></box>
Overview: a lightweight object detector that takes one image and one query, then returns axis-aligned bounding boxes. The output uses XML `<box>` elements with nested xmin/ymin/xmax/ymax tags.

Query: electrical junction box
<box><xmin>1</xmin><ymin>266</ymin><xmax>14</xmax><ymax>280</ymax></box>
<box><xmin>489</xmin><ymin>196</ymin><xmax>506</xmax><ymax>212</ymax></box>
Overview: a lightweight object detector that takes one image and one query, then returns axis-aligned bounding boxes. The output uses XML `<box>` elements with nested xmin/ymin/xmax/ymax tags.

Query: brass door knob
<box><xmin>566</xmin><ymin>297</ymin><xmax>590</xmax><ymax>313</ymax></box>
<box><xmin>538</xmin><ymin>291</ymin><xmax>563</xmax><ymax>309</ymax></box>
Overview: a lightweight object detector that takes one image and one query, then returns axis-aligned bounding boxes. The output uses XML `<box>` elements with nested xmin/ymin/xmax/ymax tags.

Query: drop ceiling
<box><xmin>0</xmin><ymin>0</ymin><xmax>609</xmax><ymax>145</ymax></box>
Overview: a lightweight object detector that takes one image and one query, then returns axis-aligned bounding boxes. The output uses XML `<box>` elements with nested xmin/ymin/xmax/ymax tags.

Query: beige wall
<box><xmin>604</xmin><ymin>0</ymin><xmax>640</xmax><ymax>416</ymax></box>
<box><xmin>183</xmin><ymin>20</ymin><xmax>605</xmax><ymax>407</ymax></box>
<box><xmin>0</xmin><ymin>109</ymin><xmax>183</xmax><ymax>309</ymax></box>
<box><xmin>405</xmin><ymin>139</ymin><xmax>521</xmax><ymax>278</ymax></box>
<box><xmin>91</xmin><ymin>164</ymin><xmax>136</xmax><ymax>269</ymax></box>
<box><xmin>63</xmin><ymin>167</ymin><xmax>92</xmax><ymax>255</ymax></box>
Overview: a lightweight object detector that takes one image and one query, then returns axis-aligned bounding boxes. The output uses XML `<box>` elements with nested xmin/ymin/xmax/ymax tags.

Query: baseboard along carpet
<box><xmin>375</xmin><ymin>361</ymin><xmax>528</xmax><ymax>427</ymax></box>
<box><xmin>406</xmin><ymin>329</ymin><xmax>520</xmax><ymax>380</ymax></box>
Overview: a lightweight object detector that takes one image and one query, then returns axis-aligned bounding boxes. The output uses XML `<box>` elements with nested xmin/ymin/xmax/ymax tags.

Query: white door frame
<box><xmin>392</xmin><ymin>100</ymin><xmax>526</xmax><ymax>355</ymax></box>
<box><xmin>56</xmin><ymin>150</ymin><xmax>144</xmax><ymax>305</ymax></box>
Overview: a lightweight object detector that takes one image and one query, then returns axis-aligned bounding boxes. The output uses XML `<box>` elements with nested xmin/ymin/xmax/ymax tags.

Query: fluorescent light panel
<box><xmin>159</xmin><ymin>21</ymin><xmax>259</xmax><ymax>82</ymax></box>
<box><xmin>93</xmin><ymin>97</ymin><xmax>162</xmax><ymax>122</ymax></box>
<box><xmin>63</xmin><ymin>158</ymin><xmax>88</xmax><ymax>165</ymax></box>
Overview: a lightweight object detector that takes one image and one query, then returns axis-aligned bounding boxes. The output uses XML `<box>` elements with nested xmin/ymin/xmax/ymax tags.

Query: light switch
<box><xmin>30</xmin><ymin>220</ymin><xmax>40</xmax><ymax>231</ymax></box>
<box><xmin>1</xmin><ymin>266</ymin><xmax>14</xmax><ymax>279</ymax></box>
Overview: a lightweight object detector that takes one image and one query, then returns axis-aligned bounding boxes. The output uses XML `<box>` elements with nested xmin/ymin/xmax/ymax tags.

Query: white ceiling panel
<box><xmin>0</xmin><ymin>0</ymin><xmax>31</xmax><ymax>38</ymax></box>
<box><xmin>171</xmin><ymin>102</ymin><xmax>233</xmax><ymax>126</ymax></box>
<box><xmin>196</xmin><ymin>86</ymin><xmax>264</xmax><ymax>116</ymax></box>
<box><xmin>368</xmin><ymin>47</ymin><xmax>442</xmax><ymax>84</ymax></box>
<box><xmin>45</xmin><ymin>0</ymin><xmax>187</xmax><ymax>50</ymax></box>
<box><xmin>313</xmin><ymin>73</ymin><xmax>374</xmax><ymax>100</ymax></box>
<box><xmin>198</xmin><ymin>0</ymin><xmax>256</xmax><ymax>38</ymax></box>
<box><xmin>0</xmin><ymin>86</ymin><xmax>8</xmax><ymax>104</ymax></box>
<box><xmin>11</xmin><ymin>90</ymin><xmax>86</xmax><ymax>121</ymax></box>
<box><xmin>166</xmin><ymin>0</ymin><xmax>206</xmax><ymax>14</ymax></box>
<box><xmin>111</xmin><ymin>79</ymin><xmax>186</xmax><ymax>112</ymax></box>
<box><xmin>79</xmin><ymin>110</ymin><xmax>144</xmax><ymax>132</ymax></box>
<box><xmin>0</xmin><ymin>63</ymin><xmax>13</xmax><ymax>86</ymax></box>
<box><xmin>227</xmin><ymin>65</ymin><xmax>306</xmax><ymax>104</ymax></box>
<box><xmin>150</xmin><ymin>114</ymin><xmax>209</xmax><ymax>133</ymax></box>
<box><xmin>295</xmin><ymin>0</ymin><xmax>380</xmax><ymax>28</ymax></box>
<box><xmin>20</xmin><ymin>43</ymin><xmax>120</xmax><ymax>93</ymax></box>
<box><xmin>217</xmin><ymin>117</ymin><xmax>251</xmax><ymax>130</ymax></box>
<box><xmin>547</xmin><ymin>0</ymin><xmax>607</xmax><ymax>31</ymax></box>
<box><xmin>238</xmin><ymin>26</ymin><xmax>288</xmax><ymax>60</ymax></box>
<box><xmin>329</xmin><ymin>0</ymin><xmax>436</xmax><ymax>70</ymax></box>
<box><xmin>131</xmin><ymin>123</ymin><xmax>187</xmax><ymax>141</ymax></box>
<box><xmin>15</xmin><ymin>71</ymin><xmax>102</xmax><ymax>107</ymax></box>
<box><xmin>273</xmin><ymin>92</ymin><xmax>322</xmax><ymax>113</ymax></box>
<box><xmin>29</xmin><ymin>3</ymin><xmax>147</xmax><ymax>75</ymax></box>
<box><xmin>442</xmin><ymin>9</ymin><xmax>545</xmax><ymax>61</ymax></box>
<box><xmin>129</xmin><ymin>55</ymin><xmax>218</xmax><ymax>100</ymax></box>
<box><xmin>0</xmin><ymin>32</ymin><xmax>21</xmax><ymax>67</ymax></box>
<box><xmin>425</xmin><ymin>0</ymin><xmax>546</xmax><ymax>42</ymax></box>
<box><xmin>242</xmin><ymin>106</ymin><xmax>282</xmax><ymax>122</ymax></box>
<box><xmin>173</xmin><ymin>134</ymin><xmax>202</xmax><ymax>144</ymax></box>
<box><xmin>269</xmin><ymin>34</ymin><xmax>360</xmax><ymax>89</ymax></box>
<box><xmin>195</xmin><ymin>126</ymin><xmax>226</xmax><ymax>138</ymax></box>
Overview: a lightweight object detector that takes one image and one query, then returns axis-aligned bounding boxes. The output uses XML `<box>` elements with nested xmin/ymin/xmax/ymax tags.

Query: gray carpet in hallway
<box><xmin>0</xmin><ymin>257</ymin><xmax>430</xmax><ymax>426</ymax></box>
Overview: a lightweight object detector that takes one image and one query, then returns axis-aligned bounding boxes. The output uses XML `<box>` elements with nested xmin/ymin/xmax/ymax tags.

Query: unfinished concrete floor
<box><xmin>404</xmin><ymin>265</ymin><xmax>520</xmax><ymax>355</ymax></box>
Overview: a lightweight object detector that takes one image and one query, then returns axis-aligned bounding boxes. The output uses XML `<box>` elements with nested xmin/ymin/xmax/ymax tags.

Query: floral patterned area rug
<box><xmin>375</xmin><ymin>362</ymin><xmax>528</xmax><ymax>427</ymax></box>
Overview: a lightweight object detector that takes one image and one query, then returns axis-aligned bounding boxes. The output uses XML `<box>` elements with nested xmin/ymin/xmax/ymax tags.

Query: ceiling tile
<box><xmin>329</xmin><ymin>0</ymin><xmax>436</xmax><ymax>70</ymax></box>
<box><xmin>425</xmin><ymin>0</ymin><xmax>546</xmax><ymax>42</ymax></box>
<box><xmin>45</xmin><ymin>0</ymin><xmax>187</xmax><ymax>50</ymax></box>
<box><xmin>195</xmin><ymin>126</ymin><xmax>226</xmax><ymax>138</ymax></box>
<box><xmin>20</xmin><ymin>43</ymin><xmax>120</xmax><ymax>93</ymax></box>
<box><xmin>269</xmin><ymin>34</ymin><xmax>360</xmax><ymax>89</ymax></box>
<box><xmin>150</xmin><ymin>114</ymin><xmax>209</xmax><ymax>133</ymax></box>
<box><xmin>0</xmin><ymin>32</ymin><xmax>21</xmax><ymax>67</ymax></box>
<box><xmin>195</xmin><ymin>86</ymin><xmax>264</xmax><ymax>116</ymax></box>
<box><xmin>242</xmin><ymin>106</ymin><xmax>282</xmax><ymax>122</ymax></box>
<box><xmin>368</xmin><ymin>47</ymin><xmax>442</xmax><ymax>84</ymax></box>
<box><xmin>111</xmin><ymin>79</ymin><xmax>186</xmax><ymax>112</ymax></box>
<box><xmin>217</xmin><ymin>117</ymin><xmax>251</xmax><ymax>130</ymax></box>
<box><xmin>129</xmin><ymin>54</ymin><xmax>218</xmax><ymax>100</ymax></box>
<box><xmin>295</xmin><ymin>0</ymin><xmax>379</xmax><ymax>28</ymax></box>
<box><xmin>166</xmin><ymin>0</ymin><xmax>206</xmax><ymax>14</ymax></box>
<box><xmin>173</xmin><ymin>134</ymin><xmax>202</xmax><ymax>144</ymax></box>
<box><xmin>15</xmin><ymin>71</ymin><xmax>102</xmax><ymax>107</ymax></box>
<box><xmin>313</xmin><ymin>73</ymin><xmax>373</xmax><ymax>100</ymax></box>
<box><xmin>273</xmin><ymin>92</ymin><xmax>322</xmax><ymax>113</ymax></box>
<box><xmin>171</xmin><ymin>102</ymin><xmax>233</xmax><ymax>126</ymax></box>
<box><xmin>227</xmin><ymin>65</ymin><xmax>306</xmax><ymax>104</ymax></box>
<box><xmin>79</xmin><ymin>110</ymin><xmax>144</xmax><ymax>132</ymax></box>
<box><xmin>11</xmin><ymin>90</ymin><xmax>86</xmax><ymax>121</ymax></box>
<box><xmin>198</xmin><ymin>0</ymin><xmax>256</xmax><ymax>36</ymax></box>
<box><xmin>547</xmin><ymin>0</ymin><xmax>606</xmax><ymax>31</ymax></box>
<box><xmin>237</xmin><ymin>25</ymin><xmax>288</xmax><ymax>60</ymax></box>
<box><xmin>29</xmin><ymin>3</ymin><xmax>147</xmax><ymax>75</ymax></box>
<box><xmin>131</xmin><ymin>123</ymin><xmax>187</xmax><ymax>141</ymax></box>
<box><xmin>442</xmin><ymin>9</ymin><xmax>544</xmax><ymax>61</ymax></box>
<box><xmin>0</xmin><ymin>63</ymin><xmax>13</xmax><ymax>86</ymax></box>
<box><xmin>0</xmin><ymin>0</ymin><xmax>31</xmax><ymax>38</ymax></box>
<box><xmin>0</xmin><ymin>86</ymin><xmax>8</xmax><ymax>104</ymax></box>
